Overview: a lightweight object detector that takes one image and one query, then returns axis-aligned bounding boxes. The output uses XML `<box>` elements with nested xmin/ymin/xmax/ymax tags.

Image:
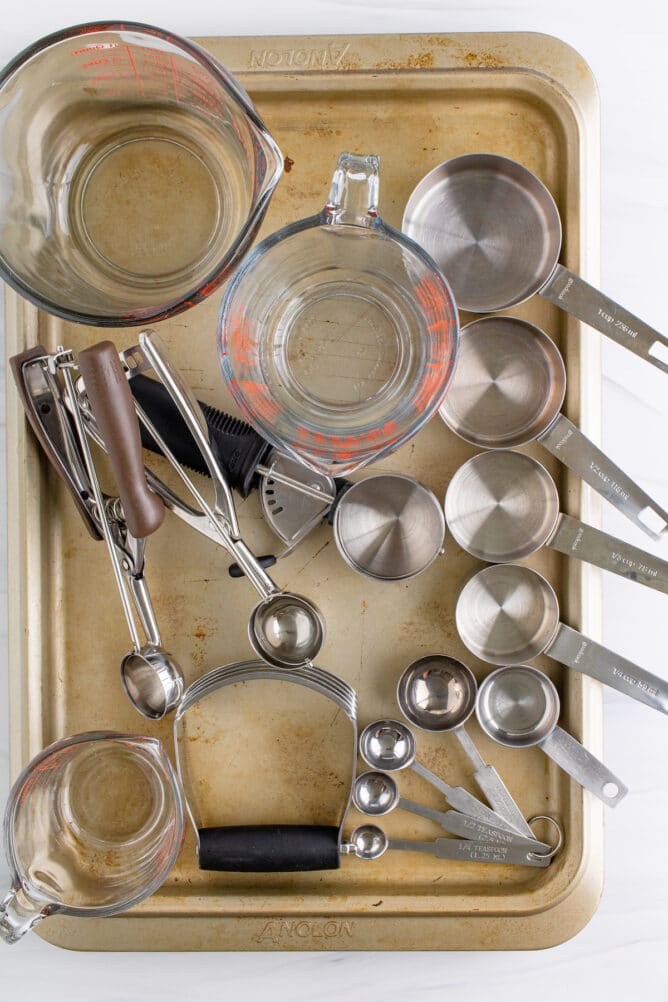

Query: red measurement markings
<box><xmin>124</xmin><ymin>44</ymin><xmax>145</xmax><ymax>97</ymax></box>
<box><xmin>239</xmin><ymin>381</ymin><xmax>282</xmax><ymax>423</ymax></box>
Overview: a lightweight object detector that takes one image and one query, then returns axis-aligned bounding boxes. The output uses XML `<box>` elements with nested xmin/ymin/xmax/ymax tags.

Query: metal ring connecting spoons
<box><xmin>446</xmin><ymin>450</ymin><xmax>668</xmax><ymax>594</ymax></box>
<box><xmin>476</xmin><ymin>666</ymin><xmax>628</xmax><ymax>807</ymax></box>
<box><xmin>397</xmin><ymin>655</ymin><xmax>535</xmax><ymax>837</ymax></box>
<box><xmin>352</xmin><ymin>771</ymin><xmax>551</xmax><ymax>852</ymax></box>
<box><xmin>359</xmin><ymin>720</ymin><xmax>526</xmax><ymax>835</ymax></box>
<box><xmin>345</xmin><ymin>824</ymin><xmax>554</xmax><ymax>867</ymax></box>
<box><xmin>134</xmin><ymin>330</ymin><xmax>325</xmax><ymax>669</ymax></box>
<box><xmin>456</xmin><ymin>563</ymin><xmax>668</xmax><ymax>715</ymax></box>
<box><xmin>402</xmin><ymin>152</ymin><xmax>668</xmax><ymax>375</ymax></box>
<box><xmin>438</xmin><ymin>316</ymin><xmax>668</xmax><ymax>540</ymax></box>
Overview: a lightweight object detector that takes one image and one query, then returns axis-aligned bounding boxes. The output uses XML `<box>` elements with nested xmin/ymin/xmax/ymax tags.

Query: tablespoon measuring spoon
<box><xmin>445</xmin><ymin>450</ymin><xmax>668</xmax><ymax>594</ymax></box>
<box><xmin>397</xmin><ymin>656</ymin><xmax>534</xmax><ymax>837</ymax></box>
<box><xmin>345</xmin><ymin>824</ymin><xmax>554</xmax><ymax>867</ymax></box>
<box><xmin>359</xmin><ymin>720</ymin><xmax>522</xmax><ymax>834</ymax></box>
<box><xmin>352</xmin><ymin>771</ymin><xmax>552</xmax><ymax>852</ymax></box>
<box><xmin>476</xmin><ymin>666</ymin><xmax>628</xmax><ymax>806</ymax></box>
<box><xmin>456</xmin><ymin>563</ymin><xmax>668</xmax><ymax>715</ymax></box>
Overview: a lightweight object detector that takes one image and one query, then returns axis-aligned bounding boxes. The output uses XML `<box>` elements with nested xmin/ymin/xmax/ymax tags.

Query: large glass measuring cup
<box><xmin>0</xmin><ymin>22</ymin><xmax>283</xmax><ymax>326</ymax></box>
<box><xmin>0</xmin><ymin>732</ymin><xmax>185</xmax><ymax>944</ymax></box>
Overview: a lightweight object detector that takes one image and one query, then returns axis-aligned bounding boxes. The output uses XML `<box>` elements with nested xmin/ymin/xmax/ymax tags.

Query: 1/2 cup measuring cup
<box><xmin>1</xmin><ymin>732</ymin><xmax>185</xmax><ymax>944</ymax></box>
<box><xmin>218</xmin><ymin>152</ymin><xmax>459</xmax><ymax>476</ymax></box>
<box><xmin>0</xmin><ymin>22</ymin><xmax>283</xmax><ymax>326</ymax></box>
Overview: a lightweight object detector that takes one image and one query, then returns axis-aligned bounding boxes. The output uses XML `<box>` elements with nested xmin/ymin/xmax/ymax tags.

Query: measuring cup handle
<box><xmin>197</xmin><ymin>825</ymin><xmax>340</xmax><ymax>872</ymax></box>
<box><xmin>540</xmin><ymin>726</ymin><xmax>628</xmax><ymax>807</ymax></box>
<box><xmin>538</xmin><ymin>413</ymin><xmax>668</xmax><ymax>539</ymax></box>
<box><xmin>549</xmin><ymin>623</ymin><xmax>668</xmax><ymax>715</ymax></box>
<box><xmin>78</xmin><ymin>342</ymin><xmax>164</xmax><ymax>539</ymax></box>
<box><xmin>550</xmin><ymin>513</ymin><xmax>668</xmax><ymax>594</ymax></box>
<box><xmin>541</xmin><ymin>263</ymin><xmax>668</xmax><ymax>374</ymax></box>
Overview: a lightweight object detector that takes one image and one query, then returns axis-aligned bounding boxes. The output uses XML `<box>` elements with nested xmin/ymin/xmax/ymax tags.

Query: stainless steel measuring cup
<box><xmin>445</xmin><ymin>450</ymin><xmax>668</xmax><ymax>593</ymax></box>
<box><xmin>403</xmin><ymin>152</ymin><xmax>668</xmax><ymax>373</ymax></box>
<box><xmin>476</xmin><ymin>666</ymin><xmax>628</xmax><ymax>807</ymax></box>
<box><xmin>456</xmin><ymin>563</ymin><xmax>668</xmax><ymax>714</ymax></box>
<box><xmin>0</xmin><ymin>22</ymin><xmax>283</xmax><ymax>326</ymax></box>
<box><xmin>352</xmin><ymin>771</ymin><xmax>551</xmax><ymax>852</ymax></box>
<box><xmin>438</xmin><ymin>316</ymin><xmax>668</xmax><ymax>540</ymax></box>
<box><xmin>397</xmin><ymin>655</ymin><xmax>534</xmax><ymax>837</ymax></box>
<box><xmin>0</xmin><ymin>732</ymin><xmax>184</xmax><ymax>944</ymax></box>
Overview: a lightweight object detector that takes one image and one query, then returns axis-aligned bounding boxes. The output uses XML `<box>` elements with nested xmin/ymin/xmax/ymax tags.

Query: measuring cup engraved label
<box><xmin>0</xmin><ymin>22</ymin><xmax>283</xmax><ymax>326</ymax></box>
<box><xmin>219</xmin><ymin>151</ymin><xmax>459</xmax><ymax>476</ymax></box>
<box><xmin>438</xmin><ymin>316</ymin><xmax>668</xmax><ymax>540</ymax></box>
<box><xmin>456</xmin><ymin>563</ymin><xmax>668</xmax><ymax>715</ymax></box>
<box><xmin>403</xmin><ymin>153</ymin><xmax>668</xmax><ymax>373</ymax></box>
<box><xmin>445</xmin><ymin>450</ymin><xmax>668</xmax><ymax>594</ymax></box>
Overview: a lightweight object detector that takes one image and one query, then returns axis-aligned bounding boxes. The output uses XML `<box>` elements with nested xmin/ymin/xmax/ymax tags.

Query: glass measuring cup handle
<box><xmin>541</xmin><ymin>264</ymin><xmax>668</xmax><ymax>375</ymax></box>
<box><xmin>549</xmin><ymin>513</ymin><xmax>668</xmax><ymax>594</ymax></box>
<box><xmin>197</xmin><ymin>825</ymin><xmax>341</xmax><ymax>871</ymax></box>
<box><xmin>0</xmin><ymin>884</ymin><xmax>55</xmax><ymax>944</ymax></box>
<box><xmin>538</xmin><ymin>726</ymin><xmax>628</xmax><ymax>807</ymax></box>
<box><xmin>538</xmin><ymin>413</ymin><xmax>668</xmax><ymax>540</ymax></box>
<box><xmin>548</xmin><ymin>623</ymin><xmax>668</xmax><ymax>715</ymax></box>
<box><xmin>322</xmin><ymin>152</ymin><xmax>380</xmax><ymax>226</ymax></box>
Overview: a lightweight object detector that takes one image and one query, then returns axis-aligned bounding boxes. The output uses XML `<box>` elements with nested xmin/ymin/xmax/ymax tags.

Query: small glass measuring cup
<box><xmin>0</xmin><ymin>22</ymin><xmax>283</xmax><ymax>325</ymax></box>
<box><xmin>1</xmin><ymin>732</ymin><xmax>185</xmax><ymax>944</ymax></box>
<box><xmin>218</xmin><ymin>151</ymin><xmax>459</xmax><ymax>476</ymax></box>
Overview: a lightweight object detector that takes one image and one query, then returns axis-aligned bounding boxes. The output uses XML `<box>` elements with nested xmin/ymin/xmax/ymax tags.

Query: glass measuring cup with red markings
<box><xmin>0</xmin><ymin>22</ymin><xmax>283</xmax><ymax>326</ymax></box>
<box><xmin>218</xmin><ymin>152</ymin><xmax>459</xmax><ymax>476</ymax></box>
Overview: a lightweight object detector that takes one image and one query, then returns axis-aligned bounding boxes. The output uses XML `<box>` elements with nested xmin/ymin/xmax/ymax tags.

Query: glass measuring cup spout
<box><xmin>0</xmin><ymin>732</ymin><xmax>185</xmax><ymax>944</ymax></box>
<box><xmin>219</xmin><ymin>150</ymin><xmax>459</xmax><ymax>477</ymax></box>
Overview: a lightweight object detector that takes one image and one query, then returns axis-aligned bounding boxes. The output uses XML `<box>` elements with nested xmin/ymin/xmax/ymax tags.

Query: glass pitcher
<box><xmin>218</xmin><ymin>151</ymin><xmax>459</xmax><ymax>476</ymax></box>
<box><xmin>0</xmin><ymin>22</ymin><xmax>283</xmax><ymax>326</ymax></box>
<box><xmin>0</xmin><ymin>732</ymin><xmax>185</xmax><ymax>944</ymax></box>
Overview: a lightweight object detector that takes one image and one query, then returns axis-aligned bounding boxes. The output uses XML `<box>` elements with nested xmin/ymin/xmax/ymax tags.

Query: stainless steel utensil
<box><xmin>397</xmin><ymin>655</ymin><xmax>533</xmax><ymax>836</ymax></box>
<box><xmin>445</xmin><ymin>449</ymin><xmax>668</xmax><ymax>593</ymax></box>
<box><xmin>17</xmin><ymin>345</ymin><xmax>185</xmax><ymax>719</ymax></box>
<box><xmin>345</xmin><ymin>823</ymin><xmax>552</xmax><ymax>866</ymax></box>
<box><xmin>359</xmin><ymin>719</ymin><xmax>524</xmax><ymax>834</ymax></box>
<box><xmin>352</xmin><ymin>771</ymin><xmax>552</xmax><ymax>851</ymax></box>
<box><xmin>403</xmin><ymin>152</ymin><xmax>668</xmax><ymax>374</ymax></box>
<box><xmin>131</xmin><ymin>331</ymin><xmax>326</xmax><ymax>669</ymax></box>
<box><xmin>476</xmin><ymin>665</ymin><xmax>628</xmax><ymax>806</ymax></box>
<box><xmin>174</xmin><ymin>660</ymin><xmax>357</xmax><ymax>871</ymax></box>
<box><xmin>456</xmin><ymin>563</ymin><xmax>668</xmax><ymax>714</ymax></box>
<box><xmin>438</xmin><ymin>316</ymin><xmax>668</xmax><ymax>540</ymax></box>
<box><xmin>332</xmin><ymin>475</ymin><xmax>445</xmax><ymax>581</ymax></box>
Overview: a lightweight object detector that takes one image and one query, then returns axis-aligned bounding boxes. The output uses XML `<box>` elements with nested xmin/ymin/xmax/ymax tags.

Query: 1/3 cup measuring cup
<box><xmin>0</xmin><ymin>732</ymin><xmax>185</xmax><ymax>944</ymax></box>
<box><xmin>218</xmin><ymin>152</ymin><xmax>459</xmax><ymax>476</ymax></box>
<box><xmin>0</xmin><ymin>22</ymin><xmax>283</xmax><ymax>326</ymax></box>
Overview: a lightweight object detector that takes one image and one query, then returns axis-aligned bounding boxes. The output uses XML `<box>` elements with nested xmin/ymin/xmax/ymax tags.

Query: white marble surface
<box><xmin>2</xmin><ymin>0</ymin><xmax>668</xmax><ymax>996</ymax></box>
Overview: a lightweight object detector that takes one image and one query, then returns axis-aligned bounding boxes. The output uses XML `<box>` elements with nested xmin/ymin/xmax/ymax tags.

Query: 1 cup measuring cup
<box><xmin>218</xmin><ymin>151</ymin><xmax>459</xmax><ymax>476</ymax></box>
<box><xmin>0</xmin><ymin>732</ymin><xmax>185</xmax><ymax>944</ymax></box>
<box><xmin>0</xmin><ymin>22</ymin><xmax>283</xmax><ymax>326</ymax></box>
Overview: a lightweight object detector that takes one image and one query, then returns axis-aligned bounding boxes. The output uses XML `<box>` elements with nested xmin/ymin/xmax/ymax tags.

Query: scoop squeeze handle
<box><xmin>538</xmin><ymin>413</ymin><xmax>668</xmax><ymax>539</ymax></box>
<box><xmin>197</xmin><ymin>825</ymin><xmax>340</xmax><ymax>872</ymax></box>
<box><xmin>78</xmin><ymin>341</ymin><xmax>164</xmax><ymax>539</ymax></box>
<box><xmin>542</xmin><ymin>264</ymin><xmax>668</xmax><ymax>375</ymax></box>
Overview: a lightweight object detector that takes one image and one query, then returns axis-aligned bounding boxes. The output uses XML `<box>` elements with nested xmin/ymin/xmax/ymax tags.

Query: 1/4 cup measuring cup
<box><xmin>218</xmin><ymin>152</ymin><xmax>459</xmax><ymax>476</ymax></box>
<box><xmin>0</xmin><ymin>22</ymin><xmax>283</xmax><ymax>326</ymax></box>
<box><xmin>1</xmin><ymin>732</ymin><xmax>185</xmax><ymax>944</ymax></box>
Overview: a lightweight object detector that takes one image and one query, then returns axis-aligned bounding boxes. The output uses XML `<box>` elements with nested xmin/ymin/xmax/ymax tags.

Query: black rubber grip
<box><xmin>130</xmin><ymin>373</ymin><xmax>272</xmax><ymax>497</ymax></box>
<box><xmin>228</xmin><ymin>554</ymin><xmax>277</xmax><ymax>578</ymax></box>
<box><xmin>197</xmin><ymin>825</ymin><xmax>341</xmax><ymax>872</ymax></box>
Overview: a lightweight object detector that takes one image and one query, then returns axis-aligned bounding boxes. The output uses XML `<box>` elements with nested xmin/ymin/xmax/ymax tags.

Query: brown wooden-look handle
<box><xmin>78</xmin><ymin>341</ymin><xmax>164</xmax><ymax>539</ymax></box>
